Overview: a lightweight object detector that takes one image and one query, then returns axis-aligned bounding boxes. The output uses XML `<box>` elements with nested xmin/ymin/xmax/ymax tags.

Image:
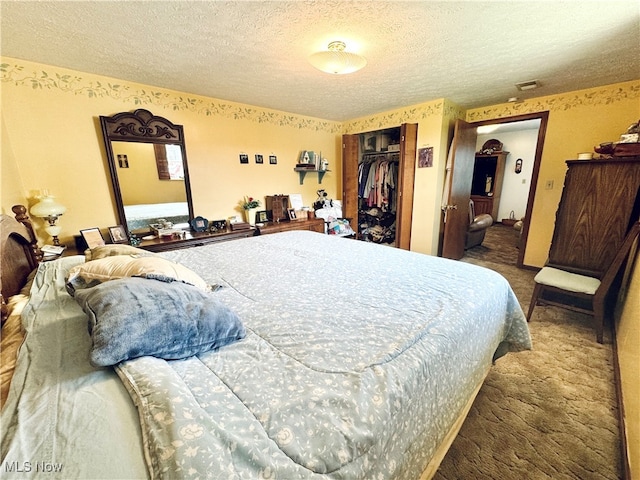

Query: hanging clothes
<box><xmin>358</xmin><ymin>157</ymin><xmax>398</xmax><ymax>212</ymax></box>
<box><xmin>358</xmin><ymin>155</ymin><xmax>399</xmax><ymax>245</ymax></box>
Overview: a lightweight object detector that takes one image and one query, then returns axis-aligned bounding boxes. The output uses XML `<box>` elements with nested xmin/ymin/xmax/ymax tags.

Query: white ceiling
<box><xmin>2</xmin><ymin>1</ymin><xmax>639</xmax><ymax>122</ymax></box>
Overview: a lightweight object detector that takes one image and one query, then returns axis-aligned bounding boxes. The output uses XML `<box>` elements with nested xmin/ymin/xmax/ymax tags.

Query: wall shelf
<box><xmin>294</xmin><ymin>167</ymin><xmax>329</xmax><ymax>185</ymax></box>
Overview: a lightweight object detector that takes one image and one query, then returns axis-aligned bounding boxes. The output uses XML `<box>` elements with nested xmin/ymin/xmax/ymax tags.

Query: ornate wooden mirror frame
<box><xmin>99</xmin><ymin>109</ymin><xmax>195</xmax><ymax>235</ymax></box>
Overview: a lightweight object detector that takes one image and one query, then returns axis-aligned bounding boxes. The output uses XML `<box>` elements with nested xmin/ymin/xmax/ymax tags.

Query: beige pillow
<box><xmin>66</xmin><ymin>256</ymin><xmax>210</xmax><ymax>294</ymax></box>
<box><xmin>85</xmin><ymin>244</ymin><xmax>156</xmax><ymax>262</ymax></box>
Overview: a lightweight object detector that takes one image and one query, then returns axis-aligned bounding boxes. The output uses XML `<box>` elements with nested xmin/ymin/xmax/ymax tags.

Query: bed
<box><xmin>0</xmin><ymin>207</ymin><xmax>531</xmax><ymax>479</ymax></box>
<box><xmin>124</xmin><ymin>201</ymin><xmax>190</xmax><ymax>232</ymax></box>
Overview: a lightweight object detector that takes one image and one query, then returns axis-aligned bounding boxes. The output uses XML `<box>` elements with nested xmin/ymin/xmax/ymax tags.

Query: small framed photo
<box><xmin>108</xmin><ymin>225</ymin><xmax>128</xmax><ymax>244</ymax></box>
<box><xmin>269</xmin><ymin>155</ymin><xmax>277</xmax><ymax>165</ymax></box>
<box><xmin>80</xmin><ymin>227</ymin><xmax>106</xmax><ymax>249</ymax></box>
<box><xmin>287</xmin><ymin>208</ymin><xmax>296</xmax><ymax>220</ymax></box>
<box><xmin>209</xmin><ymin>219</ymin><xmax>227</xmax><ymax>233</ymax></box>
<box><xmin>190</xmin><ymin>216</ymin><xmax>209</xmax><ymax>232</ymax></box>
<box><xmin>239</xmin><ymin>153</ymin><xmax>249</xmax><ymax>164</ymax></box>
<box><xmin>256</xmin><ymin>210</ymin><xmax>268</xmax><ymax>223</ymax></box>
<box><xmin>255</xmin><ymin>154</ymin><xmax>264</xmax><ymax>164</ymax></box>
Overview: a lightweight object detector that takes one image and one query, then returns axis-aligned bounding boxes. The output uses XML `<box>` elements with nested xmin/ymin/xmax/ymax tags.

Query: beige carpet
<box><xmin>434</xmin><ymin>224</ymin><xmax>622</xmax><ymax>479</ymax></box>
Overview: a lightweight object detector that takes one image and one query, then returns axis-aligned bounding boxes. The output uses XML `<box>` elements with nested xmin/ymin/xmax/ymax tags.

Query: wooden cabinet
<box><xmin>469</xmin><ymin>196</ymin><xmax>493</xmax><ymax>217</ymax></box>
<box><xmin>548</xmin><ymin>157</ymin><xmax>640</xmax><ymax>276</ymax></box>
<box><xmin>470</xmin><ymin>152</ymin><xmax>508</xmax><ymax>220</ymax></box>
<box><xmin>342</xmin><ymin>123</ymin><xmax>417</xmax><ymax>250</ymax></box>
<box><xmin>257</xmin><ymin>218</ymin><xmax>325</xmax><ymax>235</ymax></box>
<box><xmin>265</xmin><ymin>195</ymin><xmax>290</xmax><ymax>223</ymax></box>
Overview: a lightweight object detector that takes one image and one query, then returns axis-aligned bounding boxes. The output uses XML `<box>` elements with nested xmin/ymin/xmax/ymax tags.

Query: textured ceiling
<box><xmin>2</xmin><ymin>1</ymin><xmax>639</xmax><ymax>121</ymax></box>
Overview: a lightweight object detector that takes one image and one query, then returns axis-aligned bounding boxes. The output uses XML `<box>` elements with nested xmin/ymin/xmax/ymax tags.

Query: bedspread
<box><xmin>116</xmin><ymin>231</ymin><xmax>531</xmax><ymax>479</ymax></box>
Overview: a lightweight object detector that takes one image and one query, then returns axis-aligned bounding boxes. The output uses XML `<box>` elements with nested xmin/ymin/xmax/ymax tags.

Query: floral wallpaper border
<box><xmin>2</xmin><ymin>59</ymin><xmax>638</xmax><ymax>135</ymax></box>
<box><xmin>0</xmin><ymin>61</ymin><xmax>342</xmax><ymax>134</ymax></box>
<box><xmin>467</xmin><ymin>82</ymin><xmax>640</xmax><ymax>122</ymax></box>
<box><xmin>343</xmin><ymin>100</ymin><xmax>463</xmax><ymax>134</ymax></box>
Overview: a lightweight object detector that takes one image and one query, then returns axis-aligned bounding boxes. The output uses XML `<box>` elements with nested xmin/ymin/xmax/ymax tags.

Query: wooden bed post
<box><xmin>12</xmin><ymin>205</ymin><xmax>43</xmax><ymax>264</ymax></box>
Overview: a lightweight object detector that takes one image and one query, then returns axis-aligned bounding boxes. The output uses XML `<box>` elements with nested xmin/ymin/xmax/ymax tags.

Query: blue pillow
<box><xmin>73</xmin><ymin>277</ymin><xmax>245</xmax><ymax>367</ymax></box>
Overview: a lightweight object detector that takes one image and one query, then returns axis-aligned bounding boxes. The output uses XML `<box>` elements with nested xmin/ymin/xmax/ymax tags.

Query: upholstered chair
<box><xmin>465</xmin><ymin>199</ymin><xmax>493</xmax><ymax>249</ymax></box>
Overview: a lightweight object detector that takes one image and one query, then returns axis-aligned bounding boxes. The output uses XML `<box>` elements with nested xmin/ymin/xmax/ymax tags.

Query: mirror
<box><xmin>100</xmin><ymin>109</ymin><xmax>194</xmax><ymax>235</ymax></box>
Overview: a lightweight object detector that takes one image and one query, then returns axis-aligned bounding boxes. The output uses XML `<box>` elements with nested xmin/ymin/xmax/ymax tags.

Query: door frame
<box><xmin>472</xmin><ymin>111</ymin><xmax>549</xmax><ymax>268</ymax></box>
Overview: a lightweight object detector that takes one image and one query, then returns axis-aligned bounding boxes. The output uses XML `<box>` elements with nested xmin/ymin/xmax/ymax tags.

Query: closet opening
<box><xmin>358</xmin><ymin>127</ymin><xmax>402</xmax><ymax>246</ymax></box>
<box><xmin>342</xmin><ymin>124</ymin><xmax>417</xmax><ymax>250</ymax></box>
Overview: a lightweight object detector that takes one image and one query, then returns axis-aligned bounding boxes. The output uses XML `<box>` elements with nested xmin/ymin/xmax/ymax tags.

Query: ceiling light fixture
<box><xmin>309</xmin><ymin>41</ymin><xmax>367</xmax><ymax>75</ymax></box>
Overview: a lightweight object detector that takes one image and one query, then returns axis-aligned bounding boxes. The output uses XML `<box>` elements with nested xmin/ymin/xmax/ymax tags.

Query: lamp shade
<box><xmin>309</xmin><ymin>41</ymin><xmax>366</xmax><ymax>74</ymax></box>
<box><xmin>30</xmin><ymin>195</ymin><xmax>66</xmax><ymax>218</ymax></box>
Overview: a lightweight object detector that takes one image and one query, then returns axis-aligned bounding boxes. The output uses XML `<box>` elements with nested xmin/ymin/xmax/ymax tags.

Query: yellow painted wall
<box><xmin>4</xmin><ymin>58</ymin><xmax>636</xmax><ymax>262</ymax></box>
<box><xmin>617</xmin><ymin>246</ymin><xmax>640</xmax><ymax>478</ymax></box>
<box><xmin>1</xmin><ymin>57</ymin><xmax>341</xmax><ymax>244</ymax></box>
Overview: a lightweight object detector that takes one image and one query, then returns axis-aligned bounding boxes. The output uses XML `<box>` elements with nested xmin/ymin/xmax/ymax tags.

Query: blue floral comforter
<box><xmin>116</xmin><ymin>231</ymin><xmax>531</xmax><ymax>479</ymax></box>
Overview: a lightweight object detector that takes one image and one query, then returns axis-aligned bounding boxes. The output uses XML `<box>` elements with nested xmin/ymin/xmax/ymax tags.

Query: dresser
<box><xmin>67</xmin><ymin>218</ymin><xmax>326</xmax><ymax>254</ymax></box>
<box><xmin>547</xmin><ymin>157</ymin><xmax>640</xmax><ymax>276</ymax></box>
<box><xmin>138</xmin><ymin>229</ymin><xmax>256</xmax><ymax>253</ymax></box>
<box><xmin>257</xmin><ymin>218</ymin><xmax>325</xmax><ymax>235</ymax></box>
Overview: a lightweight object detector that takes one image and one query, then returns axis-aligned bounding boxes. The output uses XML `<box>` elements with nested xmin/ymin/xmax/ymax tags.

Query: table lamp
<box><xmin>30</xmin><ymin>193</ymin><xmax>67</xmax><ymax>246</ymax></box>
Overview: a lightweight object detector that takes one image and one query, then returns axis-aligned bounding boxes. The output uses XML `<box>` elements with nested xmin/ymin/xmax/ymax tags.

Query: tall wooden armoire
<box><xmin>547</xmin><ymin>157</ymin><xmax>640</xmax><ymax>277</ymax></box>
<box><xmin>470</xmin><ymin>152</ymin><xmax>508</xmax><ymax>219</ymax></box>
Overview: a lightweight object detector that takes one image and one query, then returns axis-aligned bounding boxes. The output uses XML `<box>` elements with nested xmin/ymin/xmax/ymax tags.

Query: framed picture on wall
<box><xmin>239</xmin><ymin>154</ymin><xmax>249</xmax><ymax>164</ymax></box>
<box><xmin>255</xmin><ymin>154</ymin><xmax>264</xmax><ymax>164</ymax></box>
<box><xmin>269</xmin><ymin>155</ymin><xmax>277</xmax><ymax>165</ymax></box>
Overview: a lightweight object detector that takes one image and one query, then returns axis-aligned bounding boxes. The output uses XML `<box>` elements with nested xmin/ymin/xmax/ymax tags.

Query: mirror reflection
<box><xmin>111</xmin><ymin>141</ymin><xmax>189</xmax><ymax>232</ymax></box>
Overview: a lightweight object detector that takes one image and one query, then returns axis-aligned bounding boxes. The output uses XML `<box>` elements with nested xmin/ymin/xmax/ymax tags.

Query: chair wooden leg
<box><xmin>593</xmin><ymin>298</ymin><xmax>605</xmax><ymax>344</ymax></box>
<box><xmin>527</xmin><ymin>283</ymin><xmax>543</xmax><ymax>322</ymax></box>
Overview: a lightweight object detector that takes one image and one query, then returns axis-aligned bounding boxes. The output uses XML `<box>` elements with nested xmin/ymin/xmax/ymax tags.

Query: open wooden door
<box><xmin>441</xmin><ymin>119</ymin><xmax>477</xmax><ymax>259</ymax></box>
<box><xmin>341</xmin><ymin>134</ymin><xmax>359</xmax><ymax>227</ymax></box>
<box><xmin>396</xmin><ymin>123</ymin><xmax>418</xmax><ymax>250</ymax></box>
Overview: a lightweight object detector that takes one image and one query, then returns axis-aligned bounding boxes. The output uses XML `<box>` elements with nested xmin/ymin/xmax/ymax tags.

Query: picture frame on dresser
<box><xmin>108</xmin><ymin>225</ymin><xmax>128</xmax><ymax>244</ymax></box>
<box><xmin>80</xmin><ymin>227</ymin><xmax>106</xmax><ymax>249</ymax></box>
<box><xmin>256</xmin><ymin>210</ymin><xmax>268</xmax><ymax>223</ymax></box>
<box><xmin>287</xmin><ymin>208</ymin><xmax>296</xmax><ymax>220</ymax></box>
<box><xmin>209</xmin><ymin>219</ymin><xmax>227</xmax><ymax>233</ymax></box>
<box><xmin>190</xmin><ymin>216</ymin><xmax>209</xmax><ymax>232</ymax></box>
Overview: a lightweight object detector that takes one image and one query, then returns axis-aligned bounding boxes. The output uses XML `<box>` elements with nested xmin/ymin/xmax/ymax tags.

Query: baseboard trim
<box><xmin>612</xmin><ymin>323</ymin><xmax>631</xmax><ymax>480</ymax></box>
